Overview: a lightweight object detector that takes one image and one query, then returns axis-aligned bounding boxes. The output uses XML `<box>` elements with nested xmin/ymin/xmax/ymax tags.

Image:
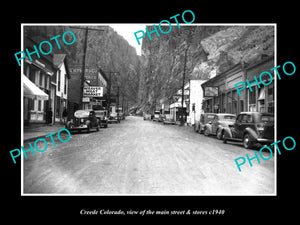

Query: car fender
<box><xmin>222</xmin><ymin>127</ymin><xmax>233</xmax><ymax>138</ymax></box>
<box><xmin>205</xmin><ymin>123</ymin><xmax>212</xmax><ymax>133</ymax></box>
<box><xmin>217</xmin><ymin>124</ymin><xmax>224</xmax><ymax>132</ymax></box>
<box><xmin>86</xmin><ymin>120</ymin><xmax>91</xmax><ymax>126</ymax></box>
<box><xmin>66</xmin><ymin>121</ymin><xmax>72</xmax><ymax>129</ymax></box>
<box><xmin>244</xmin><ymin>127</ymin><xmax>258</xmax><ymax>141</ymax></box>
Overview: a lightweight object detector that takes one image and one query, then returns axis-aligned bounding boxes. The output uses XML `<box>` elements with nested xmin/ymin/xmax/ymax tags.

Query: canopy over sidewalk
<box><xmin>23</xmin><ymin>74</ymin><xmax>48</xmax><ymax>100</ymax></box>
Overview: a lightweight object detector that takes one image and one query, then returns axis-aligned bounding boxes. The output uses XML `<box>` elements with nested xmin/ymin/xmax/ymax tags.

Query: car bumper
<box><xmin>67</xmin><ymin>125</ymin><xmax>88</xmax><ymax>130</ymax></box>
<box><xmin>108</xmin><ymin>119</ymin><xmax>118</xmax><ymax>123</ymax></box>
<box><xmin>256</xmin><ymin>138</ymin><xmax>274</xmax><ymax>144</ymax></box>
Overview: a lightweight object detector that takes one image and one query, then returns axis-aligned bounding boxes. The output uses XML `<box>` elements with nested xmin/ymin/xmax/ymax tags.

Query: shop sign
<box><xmin>82</xmin><ymin>97</ymin><xmax>90</xmax><ymax>102</ymax></box>
<box><xmin>83</xmin><ymin>86</ymin><xmax>103</xmax><ymax>97</ymax></box>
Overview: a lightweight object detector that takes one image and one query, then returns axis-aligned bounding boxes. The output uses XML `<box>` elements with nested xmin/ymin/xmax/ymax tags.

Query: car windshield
<box><xmin>260</xmin><ymin>115</ymin><xmax>274</xmax><ymax>122</ymax></box>
<box><xmin>223</xmin><ymin>115</ymin><xmax>236</xmax><ymax>121</ymax></box>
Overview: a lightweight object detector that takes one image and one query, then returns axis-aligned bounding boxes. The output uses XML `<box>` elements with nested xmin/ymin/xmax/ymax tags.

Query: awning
<box><xmin>23</xmin><ymin>74</ymin><xmax>49</xmax><ymax>100</ymax></box>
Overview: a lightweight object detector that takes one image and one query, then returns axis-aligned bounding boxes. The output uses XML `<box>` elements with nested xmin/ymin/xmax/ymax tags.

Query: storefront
<box><xmin>23</xmin><ymin>74</ymin><xmax>49</xmax><ymax>125</ymax></box>
<box><xmin>23</xmin><ymin>57</ymin><xmax>55</xmax><ymax>125</ymax></box>
<box><xmin>201</xmin><ymin>55</ymin><xmax>274</xmax><ymax>115</ymax></box>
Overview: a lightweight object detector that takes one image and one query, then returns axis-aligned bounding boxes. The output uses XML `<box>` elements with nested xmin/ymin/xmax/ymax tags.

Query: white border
<box><xmin>21</xmin><ymin>23</ymin><xmax>277</xmax><ymax>196</ymax></box>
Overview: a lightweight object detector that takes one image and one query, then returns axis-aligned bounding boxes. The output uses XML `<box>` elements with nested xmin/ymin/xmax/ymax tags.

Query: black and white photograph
<box><xmin>4</xmin><ymin>4</ymin><xmax>299</xmax><ymax>221</ymax></box>
<box><xmin>21</xmin><ymin>24</ymin><xmax>276</xmax><ymax>195</ymax></box>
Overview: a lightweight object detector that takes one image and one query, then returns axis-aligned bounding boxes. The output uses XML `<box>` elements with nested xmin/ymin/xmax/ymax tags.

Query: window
<box><xmin>241</xmin><ymin>114</ymin><xmax>252</xmax><ymax>123</ymax></box>
<box><xmin>64</xmin><ymin>75</ymin><xmax>67</xmax><ymax>94</ymax></box>
<box><xmin>248</xmin><ymin>87</ymin><xmax>257</xmax><ymax>111</ymax></box>
<box><xmin>236</xmin><ymin>114</ymin><xmax>243</xmax><ymax>122</ymax></box>
<box><xmin>58</xmin><ymin>70</ymin><xmax>61</xmax><ymax>92</ymax></box>
<box><xmin>267</xmin><ymin>83</ymin><xmax>274</xmax><ymax>113</ymax></box>
<box><xmin>45</xmin><ymin>76</ymin><xmax>48</xmax><ymax>90</ymax></box>
<box><xmin>222</xmin><ymin>94</ymin><xmax>226</xmax><ymax>113</ymax></box>
<box><xmin>39</xmin><ymin>72</ymin><xmax>43</xmax><ymax>87</ymax></box>
<box><xmin>240</xmin><ymin>100</ymin><xmax>244</xmax><ymax>112</ymax></box>
<box><xmin>38</xmin><ymin>100</ymin><xmax>42</xmax><ymax>111</ymax></box>
<box><xmin>232</xmin><ymin>90</ymin><xmax>237</xmax><ymax>114</ymax></box>
<box><xmin>226</xmin><ymin>91</ymin><xmax>233</xmax><ymax>113</ymax></box>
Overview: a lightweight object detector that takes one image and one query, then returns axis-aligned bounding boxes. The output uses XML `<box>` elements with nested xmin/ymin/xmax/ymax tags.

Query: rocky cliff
<box><xmin>138</xmin><ymin>25</ymin><xmax>274</xmax><ymax>112</ymax></box>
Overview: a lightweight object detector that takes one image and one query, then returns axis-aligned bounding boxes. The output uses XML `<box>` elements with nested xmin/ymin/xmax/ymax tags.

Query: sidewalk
<box><xmin>23</xmin><ymin>123</ymin><xmax>65</xmax><ymax>142</ymax></box>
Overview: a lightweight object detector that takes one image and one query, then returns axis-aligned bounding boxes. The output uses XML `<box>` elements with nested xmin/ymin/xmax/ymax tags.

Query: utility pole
<box><xmin>69</xmin><ymin>26</ymin><xmax>105</xmax><ymax>109</ymax></box>
<box><xmin>104</xmin><ymin>71</ymin><xmax>120</xmax><ymax>113</ymax></box>
<box><xmin>180</xmin><ymin>47</ymin><xmax>188</xmax><ymax>126</ymax></box>
<box><xmin>180</xmin><ymin>28</ymin><xmax>193</xmax><ymax>126</ymax></box>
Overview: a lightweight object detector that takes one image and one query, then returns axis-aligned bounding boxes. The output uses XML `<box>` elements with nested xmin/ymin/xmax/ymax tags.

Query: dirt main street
<box><xmin>23</xmin><ymin>116</ymin><xmax>275</xmax><ymax>195</ymax></box>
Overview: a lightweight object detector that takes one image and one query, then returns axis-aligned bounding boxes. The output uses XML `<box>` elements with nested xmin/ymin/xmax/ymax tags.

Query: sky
<box><xmin>109</xmin><ymin>24</ymin><xmax>146</xmax><ymax>56</ymax></box>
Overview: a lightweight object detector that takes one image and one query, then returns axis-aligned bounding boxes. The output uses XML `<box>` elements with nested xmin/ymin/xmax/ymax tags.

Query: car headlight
<box><xmin>80</xmin><ymin>119</ymin><xmax>84</xmax><ymax>123</ymax></box>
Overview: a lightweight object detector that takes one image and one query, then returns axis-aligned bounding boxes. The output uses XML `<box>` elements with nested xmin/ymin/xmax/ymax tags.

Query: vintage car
<box><xmin>223</xmin><ymin>112</ymin><xmax>274</xmax><ymax>149</ymax></box>
<box><xmin>108</xmin><ymin>112</ymin><xmax>120</xmax><ymax>123</ymax></box>
<box><xmin>203</xmin><ymin>113</ymin><xmax>236</xmax><ymax>139</ymax></box>
<box><xmin>158</xmin><ymin>114</ymin><xmax>166</xmax><ymax>122</ymax></box>
<box><xmin>163</xmin><ymin>114</ymin><xmax>176</xmax><ymax>125</ymax></box>
<box><xmin>195</xmin><ymin>113</ymin><xmax>216</xmax><ymax>134</ymax></box>
<box><xmin>118</xmin><ymin>112</ymin><xmax>125</xmax><ymax>120</ymax></box>
<box><xmin>94</xmin><ymin>110</ymin><xmax>108</xmax><ymax>128</ymax></box>
<box><xmin>143</xmin><ymin>113</ymin><xmax>152</xmax><ymax>120</ymax></box>
<box><xmin>152</xmin><ymin>110</ymin><xmax>160</xmax><ymax>121</ymax></box>
<box><xmin>66</xmin><ymin>110</ymin><xmax>100</xmax><ymax>133</ymax></box>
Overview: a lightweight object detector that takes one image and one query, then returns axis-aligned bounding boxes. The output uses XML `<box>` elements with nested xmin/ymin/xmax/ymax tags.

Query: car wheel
<box><xmin>87</xmin><ymin>125</ymin><xmax>90</xmax><ymax>133</ymax></box>
<box><xmin>243</xmin><ymin>133</ymin><xmax>253</xmax><ymax>149</ymax></box>
<box><xmin>204</xmin><ymin>128</ymin><xmax>209</xmax><ymax>136</ymax></box>
<box><xmin>216</xmin><ymin>129</ymin><xmax>222</xmax><ymax>140</ymax></box>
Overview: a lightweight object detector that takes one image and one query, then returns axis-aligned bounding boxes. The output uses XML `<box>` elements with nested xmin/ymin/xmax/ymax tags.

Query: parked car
<box><xmin>108</xmin><ymin>112</ymin><xmax>120</xmax><ymax>123</ymax></box>
<box><xmin>66</xmin><ymin>109</ymin><xmax>100</xmax><ymax>133</ymax></box>
<box><xmin>223</xmin><ymin>112</ymin><xmax>274</xmax><ymax>149</ymax></box>
<box><xmin>163</xmin><ymin>114</ymin><xmax>176</xmax><ymax>125</ymax></box>
<box><xmin>203</xmin><ymin>113</ymin><xmax>236</xmax><ymax>139</ymax></box>
<box><xmin>153</xmin><ymin>110</ymin><xmax>160</xmax><ymax>121</ymax></box>
<box><xmin>143</xmin><ymin>113</ymin><xmax>152</xmax><ymax>120</ymax></box>
<box><xmin>158</xmin><ymin>114</ymin><xmax>166</xmax><ymax>122</ymax></box>
<box><xmin>94</xmin><ymin>110</ymin><xmax>108</xmax><ymax>128</ymax></box>
<box><xmin>118</xmin><ymin>112</ymin><xmax>125</xmax><ymax>120</ymax></box>
<box><xmin>195</xmin><ymin>113</ymin><xmax>216</xmax><ymax>134</ymax></box>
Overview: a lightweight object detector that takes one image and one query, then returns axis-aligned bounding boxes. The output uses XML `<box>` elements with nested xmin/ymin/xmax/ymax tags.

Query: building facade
<box><xmin>201</xmin><ymin>56</ymin><xmax>274</xmax><ymax>115</ymax></box>
<box><xmin>23</xmin><ymin>36</ymin><xmax>57</xmax><ymax>125</ymax></box>
<box><xmin>53</xmin><ymin>54</ymin><xmax>70</xmax><ymax>123</ymax></box>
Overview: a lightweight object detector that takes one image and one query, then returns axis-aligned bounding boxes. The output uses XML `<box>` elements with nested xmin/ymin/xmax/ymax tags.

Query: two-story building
<box><xmin>53</xmin><ymin>54</ymin><xmax>70</xmax><ymax>123</ymax></box>
<box><xmin>23</xmin><ymin>36</ymin><xmax>56</xmax><ymax>126</ymax></box>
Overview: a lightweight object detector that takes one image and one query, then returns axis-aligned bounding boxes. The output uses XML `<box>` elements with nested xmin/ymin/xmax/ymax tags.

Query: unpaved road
<box><xmin>23</xmin><ymin>116</ymin><xmax>275</xmax><ymax>195</ymax></box>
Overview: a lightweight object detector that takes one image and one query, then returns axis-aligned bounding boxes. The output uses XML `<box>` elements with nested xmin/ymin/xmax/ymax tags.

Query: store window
<box><xmin>38</xmin><ymin>100</ymin><xmax>42</xmax><ymax>111</ymax></box>
<box><xmin>232</xmin><ymin>90</ymin><xmax>237</xmax><ymax>114</ymax></box>
<box><xmin>227</xmin><ymin>92</ymin><xmax>232</xmax><ymax>114</ymax></box>
<box><xmin>258</xmin><ymin>87</ymin><xmax>265</xmax><ymax>112</ymax></box>
<box><xmin>221</xmin><ymin>93</ymin><xmax>226</xmax><ymax>113</ymax></box>
<box><xmin>248</xmin><ymin>87</ymin><xmax>257</xmax><ymax>111</ymax></box>
<box><xmin>58</xmin><ymin>70</ymin><xmax>61</xmax><ymax>92</ymax></box>
<box><xmin>267</xmin><ymin>83</ymin><xmax>274</xmax><ymax>113</ymax></box>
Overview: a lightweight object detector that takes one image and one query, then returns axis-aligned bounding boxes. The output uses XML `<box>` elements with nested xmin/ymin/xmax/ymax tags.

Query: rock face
<box><xmin>199</xmin><ymin>26</ymin><xmax>274</xmax><ymax>77</ymax></box>
<box><xmin>138</xmin><ymin>25</ymin><xmax>274</xmax><ymax>112</ymax></box>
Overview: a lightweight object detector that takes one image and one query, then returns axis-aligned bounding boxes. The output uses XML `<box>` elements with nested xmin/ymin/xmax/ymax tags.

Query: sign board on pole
<box><xmin>83</xmin><ymin>86</ymin><xmax>103</xmax><ymax>97</ymax></box>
